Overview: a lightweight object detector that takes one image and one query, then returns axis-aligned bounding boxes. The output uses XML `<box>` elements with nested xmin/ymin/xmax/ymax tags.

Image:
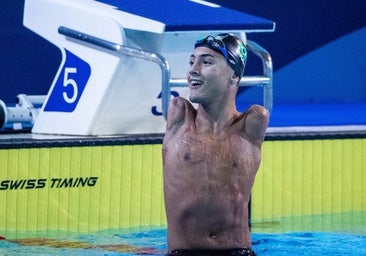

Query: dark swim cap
<box><xmin>194</xmin><ymin>33</ymin><xmax>247</xmax><ymax>78</ymax></box>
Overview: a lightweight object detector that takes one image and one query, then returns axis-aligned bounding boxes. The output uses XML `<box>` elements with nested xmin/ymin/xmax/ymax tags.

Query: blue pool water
<box><xmin>1</xmin><ymin>229</ymin><xmax>366</xmax><ymax>256</ymax></box>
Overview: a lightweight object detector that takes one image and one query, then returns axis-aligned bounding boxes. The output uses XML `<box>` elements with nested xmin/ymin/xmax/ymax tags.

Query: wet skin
<box><xmin>163</xmin><ymin>47</ymin><xmax>269</xmax><ymax>252</ymax></box>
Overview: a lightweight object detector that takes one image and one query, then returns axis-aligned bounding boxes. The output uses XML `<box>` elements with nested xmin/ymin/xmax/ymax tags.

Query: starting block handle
<box><xmin>58</xmin><ymin>26</ymin><xmax>171</xmax><ymax>119</ymax></box>
<box><xmin>246</xmin><ymin>40</ymin><xmax>273</xmax><ymax>112</ymax></box>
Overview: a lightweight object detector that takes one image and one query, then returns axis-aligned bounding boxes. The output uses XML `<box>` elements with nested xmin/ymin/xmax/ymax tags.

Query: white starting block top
<box><xmin>23</xmin><ymin>0</ymin><xmax>274</xmax><ymax>135</ymax></box>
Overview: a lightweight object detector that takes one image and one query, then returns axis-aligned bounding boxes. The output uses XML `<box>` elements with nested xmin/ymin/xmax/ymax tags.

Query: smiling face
<box><xmin>187</xmin><ymin>47</ymin><xmax>237</xmax><ymax>106</ymax></box>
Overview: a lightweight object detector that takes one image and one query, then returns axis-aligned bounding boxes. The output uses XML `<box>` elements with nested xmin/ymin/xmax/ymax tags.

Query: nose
<box><xmin>188</xmin><ymin>60</ymin><xmax>200</xmax><ymax>76</ymax></box>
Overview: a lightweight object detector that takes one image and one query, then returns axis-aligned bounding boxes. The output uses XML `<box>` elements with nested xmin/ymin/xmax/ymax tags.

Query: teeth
<box><xmin>190</xmin><ymin>80</ymin><xmax>203</xmax><ymax>86</ymax></box>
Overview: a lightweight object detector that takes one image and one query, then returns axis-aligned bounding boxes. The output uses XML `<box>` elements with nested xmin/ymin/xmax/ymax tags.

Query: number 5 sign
<box><xmin>44</xmin><ymin>49</ymin><xmax>91</xmax><ymax>112</ymax></box>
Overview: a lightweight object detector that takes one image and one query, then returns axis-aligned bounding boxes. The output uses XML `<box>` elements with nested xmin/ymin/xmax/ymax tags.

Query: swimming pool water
<box><xmin>253</xmin><ymin>232</ymin><xmax>366</xmax><ymax>255</ymax></box>
<box><xmin>1</xmin><ymin>212</ymin><xmax>365</xmax><ymax>255</ymax></box>
<box><xmin>1</xmin><ymin>229</ymin><xmax>365</xmax><ymax>256</ymax></box>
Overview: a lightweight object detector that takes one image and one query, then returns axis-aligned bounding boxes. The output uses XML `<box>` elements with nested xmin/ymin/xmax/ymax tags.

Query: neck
<box><xmin>196</xmin><ymin>101</ymin><xmax>239</xmax><ymax>133</ymax></box>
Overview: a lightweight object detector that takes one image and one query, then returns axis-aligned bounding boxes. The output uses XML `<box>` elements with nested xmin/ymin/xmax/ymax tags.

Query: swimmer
<box><xmin>163</xmin><ymin>33</ymin><xmax>269</xmax><ymax>256</ymax></box>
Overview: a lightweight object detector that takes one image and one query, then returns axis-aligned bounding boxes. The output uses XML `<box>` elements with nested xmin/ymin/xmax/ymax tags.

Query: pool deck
<box><xmin>0</xmin><ymin>124</ymin><xmax>366</xmax><ymax>149</ymax></box>
<box><xmin>1</xmin><ymin>101</ymin><xmax>366</xmax><ymax>147</ymax></box>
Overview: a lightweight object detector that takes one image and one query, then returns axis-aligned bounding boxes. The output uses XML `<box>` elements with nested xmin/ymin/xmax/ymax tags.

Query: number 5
<box><xmin>62</xmin><ymin>67</ymin><xmax>78</xmax><ymax>103</ymax></box>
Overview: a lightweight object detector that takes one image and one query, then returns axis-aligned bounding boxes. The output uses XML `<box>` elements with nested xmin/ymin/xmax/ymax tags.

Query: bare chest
<box><xmin>167</xmin><ymin>130</ymin><xmax>255</xmax><ymax>171</ymax></box>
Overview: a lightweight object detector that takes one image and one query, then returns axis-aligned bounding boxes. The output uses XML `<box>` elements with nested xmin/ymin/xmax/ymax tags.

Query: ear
<box><xmin>230</xmin><ymin>72</ymin><xmax>240</xmax><ymax>86</ymax></box>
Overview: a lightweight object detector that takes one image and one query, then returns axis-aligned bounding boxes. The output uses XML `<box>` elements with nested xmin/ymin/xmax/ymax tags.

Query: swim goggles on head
<box><xmin>194</xmin><ymin>34</ymin><xmax>247</xmax><ymax>77</ymax></box>
<box><xmin>195</xmin><ymin>35</ymin><xmax>229</xmax><ymax>60</ymax></box>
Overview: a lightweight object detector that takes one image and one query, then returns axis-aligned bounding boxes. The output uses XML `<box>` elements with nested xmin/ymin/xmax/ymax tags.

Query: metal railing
<box><xmin>58</xmin><ymin>26</ymin><xmax>171</xmax><ymax>119</ymax></box>
<box><xmin>0</xmin><ymin>94</ymin><xmax>45</xmax><ymax>130</ymax></box>
<box><xmin>246</xmin><ymin>40</ymin><xmax>273</xmax><ymax>112</ymax></box>
<box><xmin>58</xmin><ymin>26</ymin><xmax>273</xmax><ymax>114</ymax></box>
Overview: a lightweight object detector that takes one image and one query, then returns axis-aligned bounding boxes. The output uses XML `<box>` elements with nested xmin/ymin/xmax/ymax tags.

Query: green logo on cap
<box><xmin>238</xmin><ymin>42</ymin><xmax>247</xmax><ymax>63</ymax></box>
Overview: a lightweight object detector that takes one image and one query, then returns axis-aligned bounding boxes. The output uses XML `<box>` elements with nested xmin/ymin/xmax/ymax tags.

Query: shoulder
<box><xmin>166</xmin><ymin>97</ymin><xmax>196</xmax><ymax>133</ymax></box>
<box><xmin>242</xmin><ymin>104</ymin><xmax>269</xmax><ymax>144</ymax></box>
<box><xmin>245</xmin><ymin>104</ymin><xmax>269</xmax><ymax>121</ymax></box>
<box><xmin>168</xmin><ymin>97</ymin><xmax>191</xmax><ymax>111</ymax></box>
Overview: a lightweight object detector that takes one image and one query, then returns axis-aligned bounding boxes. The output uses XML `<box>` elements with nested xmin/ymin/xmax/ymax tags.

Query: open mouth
<box><xmin>189</xmin><ymin>79</ymin><xmax>203</xmax><ymax>88</ymax></box>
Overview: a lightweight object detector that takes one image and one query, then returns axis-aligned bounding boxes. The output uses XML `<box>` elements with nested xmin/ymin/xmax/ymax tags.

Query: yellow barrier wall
<box><xmin>252</xmin><ymin>138</ymin><xmax>366</xmax><ymax>221</ymax></box>
<box><xmin>1</xmin><ymin>138</ymin><xmax>365</xmax><ymax>237</ymax></box>
<box><xmin>0</xmin><ymin>145</ymin><xmax>165</xmax><ymax>237</ymax></box>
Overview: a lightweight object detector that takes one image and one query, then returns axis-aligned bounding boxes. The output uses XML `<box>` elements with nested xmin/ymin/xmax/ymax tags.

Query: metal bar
<box><xmin>16</xmin><ymin>95</ymin><xmax>46</xmax><ymax>106</ymax></box>
<box><xmin>58</xmin><ymin>26</ymin><xmax>171</xmax><ymax>119</ymax></box>
<box><xmin>0</xmin><ymin>95</ymin><xmax>39</xmax><ymax>130</ymax></box>
<box><xmin>246</xmin><ymin>40</ymin><xmax>273</xmax><ymax>112</ymax></box>
<box><xmin>170</xmin><ymin>76</ymin><xmax>270</xmax><ymax>88</ymax></box>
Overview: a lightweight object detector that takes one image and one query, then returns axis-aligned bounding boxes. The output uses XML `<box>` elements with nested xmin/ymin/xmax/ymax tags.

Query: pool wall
<box><xmin>1</xmin><ymin>136</ymin><xmax>365</xmax><ymax>238</ymax></box>
<box><xmin>0</xmin><ymin>144</ymin><xmax>165</xmax><ymax>238</ymax></box>
<box><xmin>252</xmin><ymin>138</ymin><xmax>366</xmax><ymax>228</ymax></box>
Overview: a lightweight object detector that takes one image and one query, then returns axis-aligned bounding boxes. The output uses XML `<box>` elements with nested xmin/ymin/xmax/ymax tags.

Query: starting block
<box><xmin>22</xmin><ymin>0</ymin><xmax>274</xmax><ymax>135</ymax></box>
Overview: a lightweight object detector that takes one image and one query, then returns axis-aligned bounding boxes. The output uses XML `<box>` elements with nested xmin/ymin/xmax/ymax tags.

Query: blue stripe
<box><xmin>95</xmin><ymin>0</ymin><xmax>275</xmax><ymax>32</ymax></box>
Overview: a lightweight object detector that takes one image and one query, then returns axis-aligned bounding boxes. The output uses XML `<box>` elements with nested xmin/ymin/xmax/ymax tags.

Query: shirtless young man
<box><xmin>163</xmin><ymin>34</ymin><xmax>269</xmax><ymax>256</ymax></box>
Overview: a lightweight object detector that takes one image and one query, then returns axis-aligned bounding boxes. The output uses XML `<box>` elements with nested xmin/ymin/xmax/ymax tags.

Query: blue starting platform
<box><xmin>95</xmin><ymin>0</ymin><xmax>275</xmax><ymax>32</ymax></box>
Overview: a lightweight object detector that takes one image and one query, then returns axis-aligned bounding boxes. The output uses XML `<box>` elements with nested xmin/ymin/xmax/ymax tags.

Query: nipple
<box><xmin>209</xmin><ymin>232</ymin><xmax>217</xmax><ymax>240</ymax></box>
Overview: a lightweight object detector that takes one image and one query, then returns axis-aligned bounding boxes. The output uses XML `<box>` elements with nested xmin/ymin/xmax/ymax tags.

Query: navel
<box><xmin>232</xmin><ymin>161</ymin><xmax>238</xmax><ymax>168</ymax></box>
<box><xmin>183</xmin><ymin>153</ymin><xmax>191</xmax><ymax>161</ymax></box>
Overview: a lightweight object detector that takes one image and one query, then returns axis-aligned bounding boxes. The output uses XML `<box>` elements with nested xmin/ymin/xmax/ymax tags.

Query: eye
<box><xmin>202</xmin><ymin>60</ymin><xmax>212</xmax><ymax>65</ymax></box>
<box><xmin>201</xmin><ymin>56</ymin><xmax>215</xmax><ymax>65</ymax></box>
